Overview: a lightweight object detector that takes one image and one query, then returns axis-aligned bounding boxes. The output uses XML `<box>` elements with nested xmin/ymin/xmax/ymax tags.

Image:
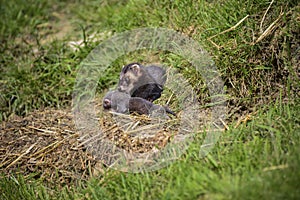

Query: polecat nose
<box><xmin>103</xmin><ymin>99</ymin><xmax>111</xmax><ymax>109</ymax></box>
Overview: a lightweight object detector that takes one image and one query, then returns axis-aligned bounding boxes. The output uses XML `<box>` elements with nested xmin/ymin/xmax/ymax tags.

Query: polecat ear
<box><xmin>130</xmin><ymin>64</ymin><xmax>140</xmax><ymax>75</ymax></box>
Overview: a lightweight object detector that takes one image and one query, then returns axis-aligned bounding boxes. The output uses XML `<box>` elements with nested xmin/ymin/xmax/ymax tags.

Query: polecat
<box><xmin>117</xmin><ymin>63</ymin><xmax>166</xmax><ymax>102</ymax></box>
<box><xmin>102</xmin><ymin>90</ymin><xmax>131</xmax><ymax>114</ymax></box>
<box><xmin>103</xmin><ymin>90</ymin><xmax>175</xmax><ymax>116</ymax></box>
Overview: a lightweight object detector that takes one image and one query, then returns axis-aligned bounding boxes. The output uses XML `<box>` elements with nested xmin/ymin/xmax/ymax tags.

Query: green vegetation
<box><xmin>0</xmin><ymin>0</ymin><xmax>299</xmax><ymax>199</ymax></box>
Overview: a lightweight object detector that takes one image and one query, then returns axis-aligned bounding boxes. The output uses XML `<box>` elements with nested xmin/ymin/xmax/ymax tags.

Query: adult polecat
<box><xmin>117</xmin><ymin>63</ymin><xmax>166</xmax><ymax>102</ymax></box>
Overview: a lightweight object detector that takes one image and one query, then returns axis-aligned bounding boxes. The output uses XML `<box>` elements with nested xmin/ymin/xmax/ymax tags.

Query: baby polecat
<box><xmin>103</xmin><ymin>90</ymin><xmax>175</xmax><ymax>116</ymax></box>
<box><xmin>103</xmin><ymin>90</ymin><xmax>131</xmax><ymax>113</ymax></box>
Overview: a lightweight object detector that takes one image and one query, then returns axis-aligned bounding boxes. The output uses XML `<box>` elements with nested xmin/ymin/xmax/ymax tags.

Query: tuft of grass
<box><xmin>0</xmin><ymin>174</ymin><xmax>78</xmax><ymax>200</ymax></box>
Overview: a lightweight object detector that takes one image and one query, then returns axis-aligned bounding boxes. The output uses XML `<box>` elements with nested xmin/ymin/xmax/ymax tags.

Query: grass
<box><xmin>0</xmin><ymin>0</ymin><xmax>299</xmax><ymax>199</ymax></box>
<box><xmin>1</xmin><ymin>100</ymin><xmax>299</xmax><ymax>199</ymax></box>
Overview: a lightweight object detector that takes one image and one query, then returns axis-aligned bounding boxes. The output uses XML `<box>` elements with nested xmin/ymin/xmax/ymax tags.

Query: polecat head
<box><xmin>121</xmin><ymin>63</ymin><xmax>141</xmax><ymax>75</ymax></box>
<box><xmin>103</xmin><ymin>91</ymin><xmax>114</xmax><ymax>110</ymax></box>
<box><xmin>118</xmin><ymin>63</ymin><xmax>142</xmax><ymax>94</ymax></box>
<box><xmin>103</xmin><ymin>99</ymin><xmax>111</xmax><ymax>109</ymax></box>
<box><xmin>102</xmin><ymin>90</ymin><xmax>130</xmax><ymax>113</ymax></box>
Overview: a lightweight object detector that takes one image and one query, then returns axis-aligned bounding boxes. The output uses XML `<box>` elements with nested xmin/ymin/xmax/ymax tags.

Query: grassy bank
<box><xmin>0</xmin><ymin>0</ymin><xmax>299</xmax><ymax>199</ymax></box>
<box><xmin>1</xmin><ymin>101</ymin><xmax>299</xmax><ymax>199</ymax></box>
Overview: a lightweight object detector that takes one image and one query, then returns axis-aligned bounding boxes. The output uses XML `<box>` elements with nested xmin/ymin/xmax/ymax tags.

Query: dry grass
<box><xmin>99</xmin><ymin>112</ymin><xmax>179</xmax><ymax>153</ymax></box>
<box><xmin>0</xmin><ymin>100</ymin><xmax>207</xmax><ymax>186</ymax></box>
<box><xmin>0</xmin><ymin>108</ymin><xmax>97</xmax><ymax>188</ymax></box>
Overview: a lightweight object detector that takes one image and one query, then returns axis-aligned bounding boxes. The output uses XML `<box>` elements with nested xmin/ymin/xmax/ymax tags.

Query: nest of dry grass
<box><xmin>99</xmin><ymin>112</ymin><xmax>180</xmax><ymax>153</ymax></box>
<box><xmin>0</xmin><ymin>98</ymin><xmax>205</xmax><ymax>186</ymax></box>
<box><xmin>73</xmin><ymin>96</ymin><xmax>201</xmax><ymax>172</ymax></box>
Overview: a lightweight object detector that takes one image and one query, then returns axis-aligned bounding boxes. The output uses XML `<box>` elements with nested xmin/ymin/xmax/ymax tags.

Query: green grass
<box><xmin>0</xmin><ymin>0</ymin><xmax>299</xmax><ymax>199</ymax></box>
<box><xmin>1</xmin><ymin>0</ymin><xmax>298</xmax><ymax>120</ymax></box>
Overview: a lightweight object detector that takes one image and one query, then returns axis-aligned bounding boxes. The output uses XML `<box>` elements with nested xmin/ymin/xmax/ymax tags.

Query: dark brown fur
<box><xmin>129</xmin><ymin>97</ymin><xmax>176</xmax><ymax>116</ymax></box>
